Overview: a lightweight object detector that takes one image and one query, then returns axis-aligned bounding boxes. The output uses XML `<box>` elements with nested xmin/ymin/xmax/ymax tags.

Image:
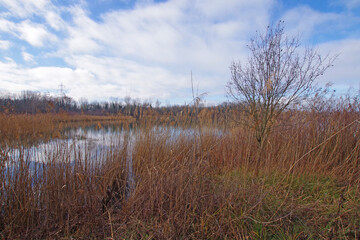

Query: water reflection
<box><xmin>3</xmin><ymin>124</ymin><xmax>226</xmax><ymax>198</ymax></box>
<box><xmin>5</xmin><ymin>124</ymin><xmax>127</xmax><ymax>163</ymax></box>
<box><xmin>4</xmin><ymin>124</ymin><xmax>225</xmax><ymax>165</ymax></box>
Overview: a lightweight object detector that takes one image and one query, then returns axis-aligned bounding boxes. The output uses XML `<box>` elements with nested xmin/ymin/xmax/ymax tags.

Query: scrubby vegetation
<box><xmin>0</xmin><ymin>89</ymin><xmax>359</xmax><ymax>239</ymax></box>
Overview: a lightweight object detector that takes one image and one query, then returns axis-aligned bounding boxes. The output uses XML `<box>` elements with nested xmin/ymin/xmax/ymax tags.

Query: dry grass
<box><xmin>0</xmin><ymin>113</ymin><xmax>134</xmax><ymax>146</ymax></box>
<box><xmin>0</xmin><ymin>106</ymin><xmax>359</xmax><ymax>239</ymax></box>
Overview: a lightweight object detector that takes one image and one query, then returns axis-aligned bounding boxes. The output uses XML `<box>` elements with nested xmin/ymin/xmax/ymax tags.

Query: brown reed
<box><xmin>0</xmin><ymin>102</ymin><xmax>359</xmax><ymax>239</ymax></box>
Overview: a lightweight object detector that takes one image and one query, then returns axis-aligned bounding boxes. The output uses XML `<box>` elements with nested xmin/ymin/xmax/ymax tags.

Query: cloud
<box><xmin>63</xmin><ymin>0</ymin><xmax>272</xmax><ymax>61</ymax></box>
<box><xmin>52</xmin><ymin>0</ymin><xmax>274</xmax><ymax>102</ymax></box>
<box><xmin>0</xmin><ymin>58</ymin><xmax>37</xmax><ymax>92</ymax></box>
<box><xmin>281</xmin><ymin>4</ymin><xmax>360</xmax><ymax>43</ymax></box>
<box><xmin>0</xmin><ymin>18</ymin><xmax>57</xmax><ymax>47</ymax></box>
<box><xmin>0</xmin><ymin>58</ymin><xmax>95</xmax><ymax>99</ymax></box>
<box><xmin>0</xmin><ymin>0</ymin><xmax>66</xmax><ymax>31</ymax></box>
<box><xmin>0</xmin><ymin>40</ymin><xmax>10</xmax><ymax>49</ymax></box>
<box><xmin>0</xmin><ymin>0</ymin><xmax>45</xmax><ymax>18</ymax></box>
<box><xmin>0</xmin><ymin>0</ymin><xmax>358</xmax><ymax>104</ymax></box>
<box><xmin>331</xmin><ymin>0</ymin><xmax>360</xmax><ymax>10</ymax></box>
<box><xmin>91</xmin><ymin>0</ymin><xmax>272</xmax><ymax>66</ymax></box>
<box><xmin>16</xmin><ymin>20</ymin><xmax>57</xmax><ymax>47</ymax></box>
<box><xmin>281</xmin><ymin>6</ymin><xmax>343</xmax><ymax>40</ymax></box>
<box><xmin>316</xmin><ymin>39</ymin><xmax>360</xmax><ymax>92</ymax></box>
<box><xmin>61</xmin><ymin>7</ymin><xmax>103</xmax><ymax>54</ymax></box>
<box><xmin>0</xmin><ymin>55</ymin><xmax>186</xmax><ymax>101</ymax></box>
<box><xmin>278</xmin><ymin>4</ymin><xmax>360</xmax><ymax>93</ymax></box>
<box><xmin>22</xmin><ymin>51</ymin><xmax>35</xmax><ymax>63</ymax></box>
<box><xmin>0</xmin><ymin>0</ymin><xmax>52</xmax><ymax>18</ymax></box>
<box><xmin>345</xmin><ymin>0</ymin><xmax>360</xmax><ymax>9</ymax></box>
<box><xmin>44</xmin><ymin>10</ymin><xmax>66</xmax><ymax>31</ymax></box>
<box><xmin>65</xmin><ymin>54</ymin><xmax>189</xmax><ymax>100</ymax></box>
<box><xmin>0</xmin><ymin>18</ymin><xmax>16</xmax><ymax>32</ymax></box>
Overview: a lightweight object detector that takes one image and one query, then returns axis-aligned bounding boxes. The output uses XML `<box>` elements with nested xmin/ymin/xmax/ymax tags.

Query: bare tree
<box><xmin>227</xmin><ymin>20</ymin><xmax>337</xmax><ymax>147</ymax></box>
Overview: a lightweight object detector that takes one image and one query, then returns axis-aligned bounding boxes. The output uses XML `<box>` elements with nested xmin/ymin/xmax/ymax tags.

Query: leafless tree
<box><xmin>227</xmin><ymin>20</ymin><xmax>337</xmax><ymax>147</ymax></box>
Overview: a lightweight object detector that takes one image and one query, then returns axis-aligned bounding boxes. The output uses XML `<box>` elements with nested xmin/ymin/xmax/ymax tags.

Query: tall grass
<box><xmin>0</xmin><ymin>102</ymin><xmax>359</xmax><ymax>239</ymax></box>
<box><xmin>0</xmin><ymin>113</ymin><xmax>134</xmax><ymax>146</ymax></box>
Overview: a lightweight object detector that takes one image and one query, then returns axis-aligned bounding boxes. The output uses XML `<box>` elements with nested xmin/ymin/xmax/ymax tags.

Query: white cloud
<box><xmin>345</xmin><ymin>0</ymin><xmax>360</xmax><ymax>9</ymax></box>
<box><xmin>0</xmin><ymin>0</ymin><xmax>66</xmax><ymax>31</ymax></box>
<box><xmin>44</xmin><ymin>10</ymin><xmax>66</xmax><ymax>31</ymax></box>
<box><xmin>0</xmin><ymin>40</ymin><xmax>11</xmax><ymax>49</ymax></box>
<box><xmin>316</xmin><ymin>39</ymin><xmax>360</xmax><ymax>92</ymax></box>
<box><xmin>16</xmin><ymin>20</ymin><xmax>57</xmax><ymax>47</ymax></box>
<box><xmin>0</xmin><ymin>0</ymin><xmax>50</xmax><ymax>18</ymax></box>
<box><xmin>0</xmin><ymin>56</ymin><xmax>185</xmax><ymax>101</ymax></box>
<box><xmin>0</xmin><ymin>0</ymin><xmax>358</xmax><ymax>103</ymax></box>
<box><xmin>0</xmin><ymin>18</ymin><xmax>57</xmax><ymax>47</ymax></box>
<box><xmin>65</xmin><ymin>54</ymin><xmax>189</xmax><ymax>100</ymax></box>
<box><xmin>92</xmin><ymin>0</ymin><xmax>271</xmax><ymax>67</ymax></box>
<box><xmin>0</xmin><ymin>59</ymin><xmax>95</xmax><ymax>99</ymax></box>
<box><xmin>0</xmin><ymin>18</ymin><xmax>16</xmax><ymax>32</ymax></box>
<box><xmin>332</xmin><ymin>0</ymin><xmax>360</xmax><ymax>10</ymax></box>
<box><xmin>278</xmin><ymin>4</ymin><xmax>360</xmax><ymax>94</ymax></box>
<box><xmin>0</xmin><ymin>58</ymin><xmax>36</xmax><ymax>92</ymax></box>
<box><xmin>281</xmin><ymin>6</ymin><xmax>343</xmax><ymax>40</ymax></box>
<box><xmin>61</xmin><ymin>7</ymin><xmax>103</xmax><ymax>54</ymax></box>
<box><xmin>22</xmin><ymin>51</ymin><xmax>35</xmax><ymax>63</ymax></box>
<box><xmin>52</xmin><ymin>0</ymin><xmax>274</xmax><ymax>102</ymax></box>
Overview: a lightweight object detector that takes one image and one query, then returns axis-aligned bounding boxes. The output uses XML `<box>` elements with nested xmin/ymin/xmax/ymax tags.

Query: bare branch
<box><xmin>227</xmin><ymin>20</ymin><xmax>337</xmax><ymax>146</ymax></box>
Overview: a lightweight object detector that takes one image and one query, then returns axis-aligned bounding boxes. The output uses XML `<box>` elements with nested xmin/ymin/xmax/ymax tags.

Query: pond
<box><xmin>1</xmin><ymin>123</ymin><xmax>226</xmax><ymax>199</ymax></box>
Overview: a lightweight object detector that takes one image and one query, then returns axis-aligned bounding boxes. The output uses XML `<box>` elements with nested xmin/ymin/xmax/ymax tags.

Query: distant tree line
<box><xmin>2</xmin><ymin>89</ymin><xmax>357</xmax><ymax>124</ymax></box>
<box><xmin>0</xmin><ymin>91</ymin><xmax>135</xmax><ymax>115</ymax></box>
<box><xmin>0</xmin><ymin>90</ymin><xmax>238</xmax><ymax>122</ymax></box>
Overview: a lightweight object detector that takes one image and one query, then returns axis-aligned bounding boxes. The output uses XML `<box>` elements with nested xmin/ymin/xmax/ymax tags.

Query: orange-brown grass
<box><xmin>0</xmin><ymin>108</ymin><xmax>359</xmax><ymax>239</ymax></box>
<box><xmin>0</xmin><ymin>133</ymin><xmax>130</xmax><ymax>239</ymax></box>
<box><xmin>0</xmin><ymin>113</ymin><xmax>56</xmax><ymax>146</ymax></box>
<box><xmin>0</xmin><ymin>113</ymin><xmax>135</xmax><ymax>146</ymax></box>
<box><xmin>53</xmin><ymin>113</ymin><xmax>135</xmax><ymax>124</ymax></box>
<box><xmin>113</xmin><ymin>110</ymin><xmax>359</xmax><ymax>239</ymax></box>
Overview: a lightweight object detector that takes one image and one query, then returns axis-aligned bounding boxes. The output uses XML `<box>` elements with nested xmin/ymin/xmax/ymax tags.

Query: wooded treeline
<box><xmin>0</xmin><ymin>91</ymin><xmax>237</xmax><ymax>122</ymax></box>
<box><xmin>1</xmin><ymin>89</ymin><xmax>359</xmax><ymax>120</ymax></box>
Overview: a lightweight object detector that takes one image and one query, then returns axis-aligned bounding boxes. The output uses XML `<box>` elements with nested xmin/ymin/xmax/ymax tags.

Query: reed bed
<box><xmin>0</xmin><ymin>106</ymin><xmax>359</xmax><ymax>239</ymax></box>
<box><xmin>0</xmin><ymin>113</ymin><xmax>134</xmax><ymax>147</ymax></box>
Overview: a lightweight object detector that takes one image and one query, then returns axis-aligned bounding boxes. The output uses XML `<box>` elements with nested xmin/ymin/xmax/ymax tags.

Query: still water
<box><xmin>5</xmin><ymin>125</ymin><xmax>129</xmax><ymax>163</ymax></box>
<box><xmin>2</xmin><ymin>124</ymin><xmax>225</xmax><ymax>197</ymax></box>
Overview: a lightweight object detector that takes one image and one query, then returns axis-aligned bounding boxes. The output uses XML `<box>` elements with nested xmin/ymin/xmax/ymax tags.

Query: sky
<box><xmin>0</xmin><ymin>0</ymin><xmax>359</xmax><ymax>105</ymax></box>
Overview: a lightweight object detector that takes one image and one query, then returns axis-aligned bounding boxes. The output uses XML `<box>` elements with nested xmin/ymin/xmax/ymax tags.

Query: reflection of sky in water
<box><xmin>3</xmin><ymin>125</ymin><xmax>226</xmax><ymax>198</ymax></box>
<box><xmin>4</xmin><ymin>125</ymin><xmax>226</xmax><ymax>164</ymax></box>
<box><xmin>5</xmin><ymin>125</ymin><xmax>129</xmax><ymax>164</ymax></box>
